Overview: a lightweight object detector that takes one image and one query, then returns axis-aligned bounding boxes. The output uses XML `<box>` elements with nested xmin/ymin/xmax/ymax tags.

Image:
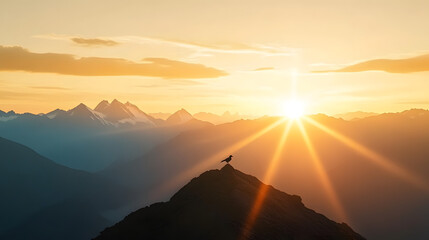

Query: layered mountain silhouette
<box><xmin>104</xmin><ymin>109</ymin><xmax>429</xmax><ymax>240</ymax></box>
<box><xmin>334</xmin><ymin>111</ymin><xmax>378</xmax><ymax>121</ymax></box>
<box><xmin>95</xmin><ymin>165</ymin><xmax>364</xmax><ymax>240</ymax></box>
<box><xmin>0</xmin><ymin>100</ymin><xmax>212</xmax><ymax>171</ymax></box>
<box><xmin>193</xmin><ymin>111</ymin><xmax>255</xmax><ymax>124</ymax></box>
<box><xmin>1</xmin><ymin>104</ymin><xmax>429</xmax><ymax>240</ymax></box>
<box><xmin>0</xmin><ymin>137</ymin><xmax>135</xmax><ymax>239</ymax></box>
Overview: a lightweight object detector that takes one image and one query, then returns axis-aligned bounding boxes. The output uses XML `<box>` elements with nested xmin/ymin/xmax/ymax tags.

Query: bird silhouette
<box><xmin>221</xmin><ymin>155</ymin><xmax>233</xmax><ymax>164</ymax></box>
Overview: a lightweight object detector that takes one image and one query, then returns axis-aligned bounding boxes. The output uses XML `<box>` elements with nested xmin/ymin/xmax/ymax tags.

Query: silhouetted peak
<box><xmin>94</xmin><ymin>100</ymin><xmax>110</xmax><ymax>112</ymax></box>
<box><xmin>72</xmin><ymin>103</ymin><xmax>91</xmax><ymax>112</ymax></box>
<box><xmin>111</xmin><ymin>99</ymin><xmax>121</xmax><ymax>105</ymax></box>
<box><xmin>94</xmin><ymin>99</ymin><xmax>134</xmax><ymax>121</ymax></box>
<box><xmin>166</xmin><ymin>108</ymin><xmax>194</xmax><ymax>124</ymax></box>
<box><xmin>96</xmin><ymin>165</ymin><xmax>364</xmax><ymax>240</ymax></box>
<box><xmin>124</xmin><ymin>101</ymin><xmax>136</xmax><ymax>108</ymax></box>
<box><xmin>110</xmin><ymin>99</ymin><xmax>126</xmax><ymax>108</ymax></box>
<box><xmin>220</xmin><ymin>163</ymin><xmax>235</xmax><ymax>172</ymax></box>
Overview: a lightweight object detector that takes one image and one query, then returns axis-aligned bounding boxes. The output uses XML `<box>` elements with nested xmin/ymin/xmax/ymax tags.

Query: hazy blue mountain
<box><xmin>0</xmin><ymin>100</ymin><xmax>212</xmax><ymax>171</ymax></box>
<box><xmin>2</xmin><ymin>201</ymin><xmax>111</xmax><ymax>240</ymax></box>
<box><xmin>0</xmin><ymin>137</ymin><xmax>135</xmax><ymax>239</ymax></box>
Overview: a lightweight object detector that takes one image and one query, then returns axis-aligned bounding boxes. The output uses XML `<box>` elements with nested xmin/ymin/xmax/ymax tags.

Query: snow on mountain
<box><xmin>0</xmin><ymin>100</ymin><xmax>200</xmax><ymax>127</ymax></box>
<box><xmin>0</xmin><ymin>115</ymin><xmax>17</xmax><ymax>122</ymax></box>
<box><xmin>0</xmin><ymin>110</ymin><xmax>18</xmax><ymax>122</ymax></box>
<box><xmin>67</xmin><ymin>103</ymin><xmax>112</xmax><ymax>126</ymax></box>
<box><xmin>93</xmin><ymin>99</ymin><xmax>134</xmax><ymax>122</ymax></box>
<box><xmin>122</xmin><ymin>102</ymin><xmax>157</xmax><ymax>126</ymax></box>
<box><xmin>92</xmin><ymin>99</ymin><xmax>160</xmax><ymax>126</ymax></box>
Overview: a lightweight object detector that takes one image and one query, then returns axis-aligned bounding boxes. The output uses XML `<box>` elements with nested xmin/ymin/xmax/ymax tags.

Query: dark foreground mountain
<box><xmin>95</xmin><ymin>165</ymin><xmax>364</xmax><ymax>240</ymax></box>
<box><xmin>0</xmin><ymin>137</ymin><xmax>135</xmax><ymax>239</ymax></box>
<box><xmin>2</xmin><ymin>201</ymin><xmax>111</xmax><ymax>240</ymax></box>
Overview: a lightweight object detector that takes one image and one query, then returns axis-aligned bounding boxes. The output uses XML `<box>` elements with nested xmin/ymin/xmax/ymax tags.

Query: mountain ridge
<box><xmin>95</xmin><ymin>164</ymin><xmax>365</xmax><ymax>240</ymax></box>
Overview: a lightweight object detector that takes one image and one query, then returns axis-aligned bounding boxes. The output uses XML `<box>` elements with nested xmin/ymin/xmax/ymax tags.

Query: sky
<box><xmin>1</xmin><ymin>0</ymin><xmax>429</xmax><ymax>115</ymax></box>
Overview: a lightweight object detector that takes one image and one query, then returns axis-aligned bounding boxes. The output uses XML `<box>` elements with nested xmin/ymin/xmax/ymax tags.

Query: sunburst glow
<box><xmin>240</xmin><ymin>121</ymin><xmax>293</xmax><ymax>240</ymax></box>
<box><xmin>303</xmin><ymin>117</ymin><xmax>429</xmax><ymax>192</ymax></box>
<box><xmin>282</xmin><ymin>99</ymin><xmax>306</xmax><ymax>119</ymax></box>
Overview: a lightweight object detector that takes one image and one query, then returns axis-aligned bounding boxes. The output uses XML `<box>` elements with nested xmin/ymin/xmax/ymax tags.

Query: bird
<box><xmin>221</xmin><ymin>155</ymin><xmax>233</xmax><ymax>164</ymax></box>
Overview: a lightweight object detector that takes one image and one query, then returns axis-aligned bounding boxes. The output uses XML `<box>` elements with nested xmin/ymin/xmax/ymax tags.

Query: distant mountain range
<box><xmin>1</xmin><ymin>104</ymin><xmax>428</xmax><ymax>240</ymax></box>
<box><xmin>0</xmin><ymin>100</ymin><xmax>253</xmax><ymax>126</ymax></box>
<box><xmin>0</xmin><ymin>99</ymin><xmax>214</xmax><ymax>128</ymax></box>
<box><xmin>95</xmin><ymin>164</ymin><xmax>365</xmax><ymax>240</ymax></box>
<box><xmin>0</xmin><ymin>100</ymin><xmax>212</xmax><ymax>171</ymax></box>
<box><xmin>334</xmin><ymin>111</ymin><xmax>379</xmax><ymax>121</ymax></box>
<box><xmin>193</xmin><ymin>111</ymin><xmax>256</xmax><ymax>124</ymax></box>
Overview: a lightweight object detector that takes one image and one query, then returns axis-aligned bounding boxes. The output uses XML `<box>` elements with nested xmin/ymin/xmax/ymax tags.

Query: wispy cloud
<box><xmin>253</xmin><ymin>67</ymin><xmax>275</xmax><ymax>71</ymax></box>
<box><xmin>116</xmin><ymin>36</ymin><xmax>296</xmax><ymax>56</ymax></box>
<box><xmin>35</xmin><ymin>34</ymin><xmax>296</xmax><ymax>57</ymax></box>
<box><xmin>30</xmin><ymin>86</ymin><xmax>70</xmax><ymax>90</ymax></box>
<box><xmin>314</xmin><ymin>54</ymin><xmax>429</xmax><ymax>74</ymax></box>
<box><xmin>0</xmin><ymin>46</ymin><xmax>227</xmax><ymax>79</ymax></box>
<box><xmin>71</xmin><ymin>37</ymin><xmax>119</xmax><ymax>47</ymax></box>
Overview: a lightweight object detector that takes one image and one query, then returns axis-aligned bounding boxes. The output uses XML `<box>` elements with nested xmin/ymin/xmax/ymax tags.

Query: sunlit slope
<box><xmin>105</xmin><ymin>110</ymin><xmax>429</xmax><ymax>240</ymax></box>
<box><xmin>96</xmin><ymin>165</ymin><xmax>364</xmax><ymax>240</ymax></box>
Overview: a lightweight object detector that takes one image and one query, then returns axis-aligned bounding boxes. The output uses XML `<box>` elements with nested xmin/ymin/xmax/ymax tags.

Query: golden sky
<box><xmin>1</xmin><ymin>0</ymin><xmax>429</xmax><ymax>115</ymax></box>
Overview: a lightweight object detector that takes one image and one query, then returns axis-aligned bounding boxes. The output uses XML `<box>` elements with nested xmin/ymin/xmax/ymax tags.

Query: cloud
<box><xmin>253</xmin><ymin>67</ymin><xmax>275</xmax><ymax>71</ymax></box>
<box><xmin>314</xmin><ymin>54</ymin><xmax>429</xmax><ymax>73</ymax></box>
<box><xmin>35</xmin><ymin>34</ymin><xmax>297</xmax><ymax>56</ymax></box>
<box><xmin>0</xmin><ymin>46</ymin><xmax>227</xmax><ymax>79</ymax></box>
<box><xmin>116</xmin><ymin>36</ymin><xmax>296</xmax><ymax>56</ymax></box>
<box><xmin>30</xmin><ymin>86</ymin><xmax>70</xmax><ymax>90</ymax></box>
<box><xmin>71</xmin><ymin>37</ymin><xmax>119</xmax><ymax>47</ymax></box>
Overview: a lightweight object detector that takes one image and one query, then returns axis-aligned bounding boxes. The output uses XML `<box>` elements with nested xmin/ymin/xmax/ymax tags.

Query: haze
<box><xmin>2</xmin><ymin>0</ymin><xmax>429</xmax><ymax>115</ymax></box>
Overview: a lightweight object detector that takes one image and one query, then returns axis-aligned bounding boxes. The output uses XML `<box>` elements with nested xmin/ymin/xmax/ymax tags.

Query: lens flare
<box><xmin>297</xmin><ymin>121</ymin><xmax>349</xmax><ymax>222</ymax></box>
<box><xmin>240</xmin><ymin>121</ymin><xmax>293</xmax><ymax>240</ymax></box>
<box><xmin>303</xmin><ymin>116</ymin><xmax>429</xmax><ymax>192</ymax></box>
<box><xmin>282</xmin><ymin>99</ymin><xmax>305</xmax><ymax>119</ymax></box>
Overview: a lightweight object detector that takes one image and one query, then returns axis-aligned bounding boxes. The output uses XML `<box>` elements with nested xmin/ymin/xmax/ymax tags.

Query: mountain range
<box><xmin>334</xmin><ymin>111</ymin><xmax>379</xmax><ymax>121</ymax></box>
<box><xmin>1</xmin><ymin>104</ymin><xmax>428</xmax><ymax>240</ymax></box>
<box><xmin>0</xmin><ymin>100</ymin><xmax>212</xmax><ymax>171</ymax></box>
<box><xmin>95</xmin><ymin>165</ymin><xmax>365</xmax><ymax>240</ymax></box>
<box><xmin>102</xmin><ymin>109</ymin><xmax>429</xmax><ymax>240</ymax></box>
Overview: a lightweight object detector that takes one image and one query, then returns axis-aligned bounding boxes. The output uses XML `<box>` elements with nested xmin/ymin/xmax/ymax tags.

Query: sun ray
<box><xmin>303</xmin><ymin>116</ymin><xmax>429</xmax><ymax>192</ymax></box>
<box><xmin>147</xmin><ymin>118</ymin><xmax>288</xmax><ymax>201</ymax></box>
<box><xmin>240</xmin><ymin>120</ymin><xmax>293</xmax><ymax>239</ymax></box>
<box><xmin>296</xmin><ymin>121</ymin><xmax>349</xmax><ymax>222</ymax></box>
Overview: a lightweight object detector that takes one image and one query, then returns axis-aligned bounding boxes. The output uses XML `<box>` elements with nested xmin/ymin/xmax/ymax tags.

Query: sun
<box><xmin>282</xmin><ymin>99</ymin><xmax>306</xmax><ymax>119</ymax></box>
